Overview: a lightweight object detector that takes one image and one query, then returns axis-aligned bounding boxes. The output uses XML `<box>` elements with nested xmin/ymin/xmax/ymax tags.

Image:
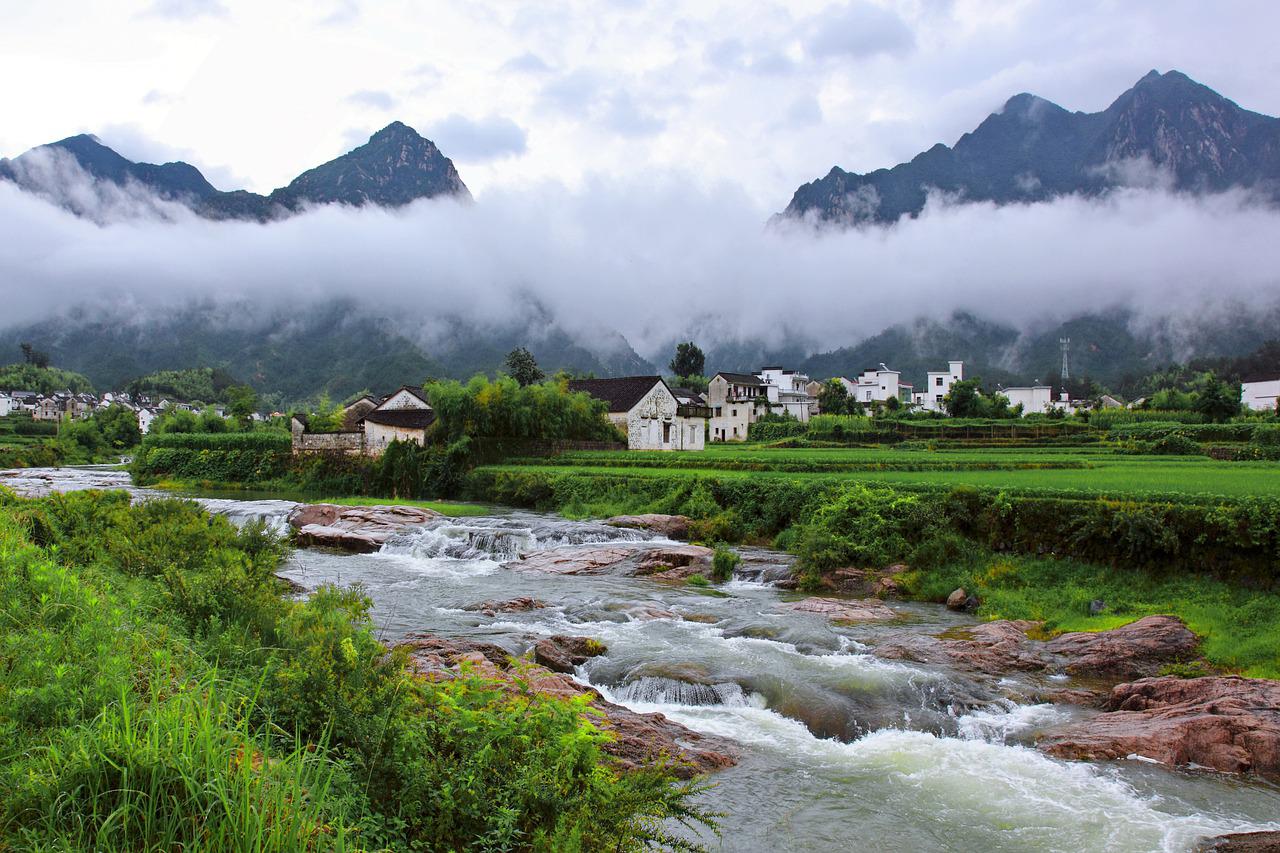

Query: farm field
<box><xmin>488</xmin><ymin>445</ymin><xmax>1280</xmax><ymax>500</ymax></box>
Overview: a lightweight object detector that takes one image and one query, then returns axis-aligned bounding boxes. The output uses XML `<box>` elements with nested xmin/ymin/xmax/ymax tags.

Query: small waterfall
<box><xmin>382</xmin><ymin>515</ymin><xmax>659</xmax><ymax>562</ymax></box>
<box><xmin>195</xmin><ymin>498</ymin><xmax>298</xmax><ymax>534</ymax></box>
<box><xmin>612</xmin><ymin>676</ymin><xmax>756</xmax><ymax>708</ymax></box>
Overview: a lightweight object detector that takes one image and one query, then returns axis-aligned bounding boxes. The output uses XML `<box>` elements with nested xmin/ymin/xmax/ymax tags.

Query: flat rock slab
<box><xmin>1198</xmin><ymin>830</ymin><xmax>1280</xmax><ymax>852</ymax></box>
<box><xmin>463</xmin><ymin>597</ymin><xmax>547</xmax><ymax>616</ymax></box>
<box><xmin>288</xmin><ymin>503</ymin><xmax>441</xmax><ymax>552</ymax></box>
<box><xmin>874</xmin><ymin>615</ymin><xmax>1201</xmax><ymax>683</ymax></box>
<box><xmin>1038</xmin><ymin>675</ymin><xmax>1280</xmax><ymax>778</ymax></box>
<box><xmin>504</xmin><ymin>543</ymin><xmax>714</xmax><ymax>579</ymax></box>
<box><xmin>782</xmin><ymin>596</ymin><xmax>898</xmax><ymax>624</ymax></box>
<box><xmin>533</xmin><ymin>635</ymin><xmax>608</xmax><ymax>672</ymax></box>
<box><xmin>398</xmin><ymin>633</ymin><xmax>735</xmax><ymax>777</ymax></box>
<box><xmin>605</xmin><ymin>514</ymin><xmax>690</xmax><ymax>540</ymax></box>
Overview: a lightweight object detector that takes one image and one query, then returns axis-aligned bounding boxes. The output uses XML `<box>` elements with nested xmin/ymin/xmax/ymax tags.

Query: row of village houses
<box><xmin>0</xmin><ymin>388</ymin><xmax>250</xmax><ymax>434</ymax></box>
<box><xmin>288</xmin><ymin>360</ymin><xmax>1114</xmax><ymax>455</ymax></box>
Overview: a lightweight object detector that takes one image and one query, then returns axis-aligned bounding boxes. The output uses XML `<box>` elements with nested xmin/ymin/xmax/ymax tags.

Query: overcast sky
<box><xmin>3</xmin><ymin>1</ymin><xmax>1278</xmax><ymax>209</ymax></box>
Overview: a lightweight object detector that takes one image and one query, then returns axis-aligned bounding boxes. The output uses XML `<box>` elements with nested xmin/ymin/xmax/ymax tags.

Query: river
<box><xmin>4</xmin><ymin>466</ymin><xmax>1280</xmax><ymax>852</ymax></box>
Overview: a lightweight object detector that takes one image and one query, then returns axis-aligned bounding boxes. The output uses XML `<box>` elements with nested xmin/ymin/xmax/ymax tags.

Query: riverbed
<box><xmin>5</xmin><ymin>466</ymin><xmax>1280</xmax><ymax>852</ymax></box>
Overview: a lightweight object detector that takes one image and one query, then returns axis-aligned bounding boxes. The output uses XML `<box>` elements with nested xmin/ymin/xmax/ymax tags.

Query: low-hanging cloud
<box><xmin>3</xmin><ymin>161</ymin><xmax>1279</xmax><ymax>368</ymax></box>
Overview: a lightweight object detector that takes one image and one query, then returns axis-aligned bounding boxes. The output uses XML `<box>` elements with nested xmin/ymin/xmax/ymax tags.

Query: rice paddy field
<box><xmin>486</xmin><ymin>444</ymin><xmax>1280</xmax><ymax>500</ymax></box>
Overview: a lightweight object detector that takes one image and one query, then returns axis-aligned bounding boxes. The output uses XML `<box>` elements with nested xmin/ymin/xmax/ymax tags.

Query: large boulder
<box><xmin>504</xmin><ymin>543</ymin><xmax>714</xmax><ymax>580</ymax></box>
<box><xmin>1198</xmin><ymin>831</ymin><xmax>1280</xmax><ymax>852</ymax></box>
<box><xmin>533</xmin><ymin>635</ymin><xmax>608</xmax><ymax>673</ymax></box>
<box><xmin>782</xmin><ymin>596</ymin><xmax>898</xmax><ymax>624</ymax></box>
<box><xmin>463</xmin><ymin>597</ymin><xmax>547</xmax><ymax>617</ymax></box>
<box><xmin>1043</xmin><ymin>615</ymin><xmax>1200</xmax><ymax>678</ymax></box>
<box><xmin>1038</xmin><ymin>676</ymin><xmax>1280</xmax><ymax>777</ymax></box>
<box><xmin>604</xmin><ymin>514</ymin><xmax>690</xmax><ymax>540</ymax></box>
<box><xmin>288</xmin><ymin>503</ymin><xmax>440</xmax><ymax>552</ymax></box>
<box><xmin>398</xmin><ymin>633</ymin><xmax>735</xmax><ymax>777</ymax></box>
<box><xmin>874</xmin><ymin>616</ymin><xmax>1202</xmax><ymax>683</ymax></box>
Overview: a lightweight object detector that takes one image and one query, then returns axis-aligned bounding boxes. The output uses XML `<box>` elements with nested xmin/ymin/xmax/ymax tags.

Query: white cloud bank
<box><xmin>2</xmin><ymin>166</ymin><xmax>1279</xmax><ymax>363</ymax></box>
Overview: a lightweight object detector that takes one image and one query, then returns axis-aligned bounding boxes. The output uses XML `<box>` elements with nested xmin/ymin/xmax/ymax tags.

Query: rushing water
<box><xmin>6</xmin><ymin>466</ymin><xmax>1280</xmax><ymax>852</ymax></box>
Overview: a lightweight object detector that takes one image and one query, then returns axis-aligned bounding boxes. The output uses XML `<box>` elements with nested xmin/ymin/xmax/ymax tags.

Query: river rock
<box><xmin>1038</xmin><ymin>676</ymin><xmax>1280</xmax><ymax>777</ymax></box>
<box><xmin>946</xmin><ymin>588</ymin><xmax>970</xmax><ymax>610</ymax></box>
<box><xmin>398</xmin><ymin>634</ymin><xmax>735</xmax><ymax>777</ymax></box>
<box><xmin>533</xmin><ymin>635</ymin><xmax>608</xmax><ymax>672</ymax></box>
<box><xmin>1198</xmin><ymin>830</ymin><xmax>1280</xmax><ymax>852</ymax></box>
<box><xmin>605</xmin><ymin>514</ymin><xmax>690</xmax><ymax>540</ymax></box>
<box><xmin>875</xmin><ymin>620</ymin><xmax>1048</xmax><ymax>672</ymax></box>
<box><xmin>463</xmin><ymin>597</ymin><xmax>547</xmax><ymax>616</ymax></box>
<box><xmin>504</xmin><ymin>543</ymin><xmax>714</xmax><ymax>579</ymax></box>
<box><xmin>288</xmin><ymin>503</ymin><xmax>441</xmax><ymax>552</ymax></box>
<box><xmin>783</xmin><ymin>596</ymin><xmax>897</xmax><ymax>624</ymax></box>
<box><xmin>1043</xmin><ymin>615</ymin><xmax>1199</xmax><ymax>678</ymax></box>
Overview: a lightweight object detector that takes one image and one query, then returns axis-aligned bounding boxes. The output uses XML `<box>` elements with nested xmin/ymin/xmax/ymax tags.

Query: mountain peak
<box><xmin>783</xmin><ymin>69</ymin><xmax>1280</xmax><ymax>225</ymax></box>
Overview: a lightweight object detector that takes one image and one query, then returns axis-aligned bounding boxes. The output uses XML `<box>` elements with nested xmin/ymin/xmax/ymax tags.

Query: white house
<box><xmin>1000</xmin><ymin>385</ymin><xmax>1055</xmax><ymax>415</ymax></box>
<box><xmin>757</xmin><ymin>366</ymin><xmax>816</xmax><ymax>421</ymax></box>
<box><xmin>707</xmin><ymin>372</ymin><xmax>768</xmax><ymax>441</ymax></box>
<box><xmin>568</xmin><ymin>376</ymin><xmax>707</xmax><ymax>451</ymax></box>
<box><xmin>137</xmin><ymin>408</ymin><xmax>158</xmax><ymax>435</ymax></box>
<box><xmin>360</xmin><ymin>385</ymin><xmax>435</xmax><ymax>453</ymax></box>
<box><xmin>1242</xmin><ymin>374</ymin><xmax>1280</xmax><ymax>412</ymax></box>
<box><xmin>0</xmin><ymin>393</ymin><xmax>10</xmax><ymax>418</ymax></box>
<box><xmin>841</xmin><ymin>364</ymin><xmax>911</xmax><ymax>405</ymax></box>
<box><xmin>914</xmin><ymin>360</ymin><xmax>965</xmax><ymax>412</ymax></box>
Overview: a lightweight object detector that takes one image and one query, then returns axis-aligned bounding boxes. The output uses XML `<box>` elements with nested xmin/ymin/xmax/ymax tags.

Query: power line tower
<box><xmin>1059</xmin><ymin>338</ymin><xmax>1071</xmax><ymax>383</ymax></box>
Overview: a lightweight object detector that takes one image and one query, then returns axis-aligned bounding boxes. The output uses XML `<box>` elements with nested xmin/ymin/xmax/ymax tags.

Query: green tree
<box><xmin>20</xmin><ymin>342</ymin><xmax>50</xmax><ymax>369</ymax></box>
<box><xmin>227</xmin><ymin>384</ymin><xmax>258</xmax><ymax>426</ymax></box>
<box><xmin>1195</xmin><ymin>378</ymin><xmax>1241</xmax><ymax>423</ymax></box>
<box><xmin>96</xmin><ymin>404</ymin><xmax>142</xmax><ymax>450</ymax></box>
<box><xmin>943</xmin><ymin>379</ymin><xmax>986</xmax><ymax>418</ymax></box>
<box><xmin>817</xmin><ymin>379</ymin><xmax>851</xmax><ymax>415</ymax></box>
<box><xmin>668</xmin><ymin>341</ymin><xmax>706</xmax><ymax>380</ymax></box>
<box><xmin>504</xmin><ymin>347</ymin><xmax>544</xmax><ymax>387</ymax></box>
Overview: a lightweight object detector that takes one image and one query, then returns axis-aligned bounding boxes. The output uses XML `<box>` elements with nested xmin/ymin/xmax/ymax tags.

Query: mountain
<box><xmin>0</xmin><ymin>122</ymin><xmax>470</xmax><ymax>221</ymax></box>
<box><xmin>0</xmin><ymin>300</ymin><xmax>654</xmax><ymax>408</ymax></box>
<box><xmin>783</xmin><ymin>70</ymin><xmax>1280</xmax><ymax>225</ymax></box>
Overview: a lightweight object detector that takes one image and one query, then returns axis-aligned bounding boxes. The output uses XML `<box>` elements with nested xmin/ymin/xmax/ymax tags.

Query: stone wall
<box><xmin>291</xmin><ymin>431</ymin><xmax>365</xmax><ymax>455</ymax></box>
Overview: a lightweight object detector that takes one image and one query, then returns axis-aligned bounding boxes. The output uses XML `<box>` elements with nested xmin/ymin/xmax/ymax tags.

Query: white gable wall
<box><xmin>1243</xmin><ymin>379</ymin><xmax>1280</xmax><ymax>412</ymax></box>
<box><xmin>624</xmin><ymin>381</ymin><xmax>705</xmax><ymax>451</ymax></box>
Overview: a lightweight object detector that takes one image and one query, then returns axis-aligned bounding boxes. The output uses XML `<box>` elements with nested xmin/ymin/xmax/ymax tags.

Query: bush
<box><xmin>711</xmin><ymin>545</ymin><xmax>741</xmax><ymax>582</ymax></box>
<box><xmin>1149</xmin><ymin>432</ymin><xmax>1203</xmax><ymax>456</ymax></box>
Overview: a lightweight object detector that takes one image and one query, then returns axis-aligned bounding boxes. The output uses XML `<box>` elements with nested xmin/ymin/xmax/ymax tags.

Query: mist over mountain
<box><xmin>3</xmin><ymin>70</ymin><xmax>1280</xmax><ymax>403</ymax></box>
<box><xmin>0</xmin><ymin>121</ymin><xmax>469</xmax><ymax>222</ymax></box>
<box><xmin>783</xmin><ymin>70</ymin><xmax>1280</xmax><ymax>225</ymax></box>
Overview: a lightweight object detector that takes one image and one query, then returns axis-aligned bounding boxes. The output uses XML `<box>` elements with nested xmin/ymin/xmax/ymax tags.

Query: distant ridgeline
<box><xmin>781</xmin><ymin>70</ymin><xmax>1280</xmax><ymax>225</ymax></box>
<box><xmin>0</xmin><ymin>121</ymin><xmax>469</xmax><ymax>222</ymax></box>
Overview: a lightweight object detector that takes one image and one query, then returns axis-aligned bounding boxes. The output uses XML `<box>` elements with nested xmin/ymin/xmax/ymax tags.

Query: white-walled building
<box><xmin>841</xmin><ymin>364</ymin><xmax>911</xmax><ymax>405</ymax></box>
<box><xmin>914</xmin><ymin>360</ymin><xmax>965</xmax><ymax>412</ymax></box>
<box><xmin>1000</xmin><ymin>385</ymin><xmax>1055</xmax><ymax>415</ymax></box>
<box><xmin>1242</xmin><ymin>374</ymin><xmax>1280</xmax><ymax>412</ymax></box>
<box><xmin>137</xmin><ymin>408</ymin><xmax>158</xmax><ymax>434</ymax></box>
<box><xmin>757</xmin><ymin>366</ymin><xmax>816</xmax><ymax>421</ymax></box>
<box><xmin>0</xmin><ymin>393</ymin><xmax>10</xmax><ymax>418</ymax></box>
<box><xmin>707</xmin><ymin>372</ymin><xmax>769</xmax><ymax>441</ymax></box>
<box><xmin>360</xmin><ymin>386</ymin><xmax>435</xmax><ymax>453</ymax></box>
<box><xmin>568</xmin><ymin>376</ymin><xmax>707</xmax><ymax>450</ymax></box>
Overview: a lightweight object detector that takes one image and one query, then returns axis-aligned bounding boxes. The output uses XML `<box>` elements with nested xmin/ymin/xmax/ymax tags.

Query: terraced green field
<box><xmin>488</xmin><ymin>445</ymin><xmax>1280</xmax><ymax>500</ymax></box>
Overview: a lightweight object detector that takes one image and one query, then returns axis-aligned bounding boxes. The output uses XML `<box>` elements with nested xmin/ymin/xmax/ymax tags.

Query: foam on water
<box><xmin>955</xmin><ymin>700</ymin><xmax>1073</xmax><ymax>743</ymax></box>
<box><xmin>380</xmin><ymin>515</ymin><xmax>656</xmax><ymax>562</ymax></box>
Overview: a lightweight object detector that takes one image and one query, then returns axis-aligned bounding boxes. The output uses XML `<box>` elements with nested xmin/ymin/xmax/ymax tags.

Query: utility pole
<box><xmin>1060</xmin><ymin>338</ymin><xmax>1071</xmax><ymax>383</ymax></box>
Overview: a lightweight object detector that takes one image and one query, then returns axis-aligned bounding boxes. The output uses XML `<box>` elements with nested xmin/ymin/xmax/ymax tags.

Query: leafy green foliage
<box><xmin>504</xmin><ymin>347</ymin><xmax>545</xmax><ymax>387</ymax></box>
<box><xmin>0</xmin><ymin>489</ymin><xmax>716</xmax><ymax>851</ymax></box>
<box><xmin>0</xmin><ymin>361</ymin><xmax>94</xmax><ymax>394</ymax></box>
<box><xmin>669</xmin><ymin>342</ymin><xmax>705</xmax><ymax>380</ymax></box>
<box><xmin>126</xmin><ymin>366</ymin><xmax>241</xmax><ymax>404</ymax></box>
<box><xmin>132</xmin><ymin>431</ymin><xmax>292</xmax><ymax>483</ymax></box>
<box><xmin>711</xmin><ymin>546</ymin><xmax>740</xmax><ymax>582</ymax></box>
<box><xmin>427</xmin><ymin>375</ymin><xmax>617</xmax><ymax>443</ymax></box>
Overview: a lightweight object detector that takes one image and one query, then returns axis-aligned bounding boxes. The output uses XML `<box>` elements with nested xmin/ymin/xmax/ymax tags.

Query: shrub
<box><xmin>711</xmin><ymin>545</ymin><xmax>741</xmax><ymax>582</ymax></box>
<box><xmin>1149</xmin><ymin>432</ymin><xmax>1203</xmax><ymax>456</ymax></box>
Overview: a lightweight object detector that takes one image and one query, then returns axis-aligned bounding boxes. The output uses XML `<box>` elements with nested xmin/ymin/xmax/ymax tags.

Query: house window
<box><xmin>935</xmin><ymin>377</ymin><xmax>943</xmax><ymax>386</ymax></box>
<box><xmin>935</xmin><ymin>394</ymin><xmax>943</xmax><ymax>402</ymax></box>
<box><xmin>663</xmin><ymin>422</ymin><xmax>672</xmax><ymax>443</ymax></box>
<box><xmin>715</xmin><ymin>407</ymin><xmax>722</xmax><ymax>417</ymax></box>
<box><xmin>732</xmin><ymin>409</ymin><xmax>737</xmax><ymax>417</ymax></box>
<box><xmin>733</xmin><ymin>426</ymin><xmax>738</xmax><ymax>437</ymax></box>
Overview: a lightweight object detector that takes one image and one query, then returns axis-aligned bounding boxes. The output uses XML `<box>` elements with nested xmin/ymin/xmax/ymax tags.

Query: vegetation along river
<box><xmin>5</xmin><ymin>466</ymin><xmax>1280</xmax><ymax>852</ymax></box>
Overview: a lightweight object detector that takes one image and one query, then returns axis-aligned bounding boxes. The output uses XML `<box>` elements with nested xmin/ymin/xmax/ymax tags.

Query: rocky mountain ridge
<box><xmin>0</xmin><ymin>121</ymin><xmax>469</xmax><ymax>221</ymax></box>
<box><xmin>783</xmin><ymin>70</ymin><xmax>1280</xmax><ymax>224</ymax></box>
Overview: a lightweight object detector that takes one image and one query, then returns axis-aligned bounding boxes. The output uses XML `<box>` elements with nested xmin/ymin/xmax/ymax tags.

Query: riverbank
<box><xmin>5</xmin><ymin>466</ymin><xmax>1280</xmax><ymax>851</ymax></box>
<box><xmin>465</xmin><ymin>464</ymin><xmax>1280</xmax><ymax>678</ymax></box>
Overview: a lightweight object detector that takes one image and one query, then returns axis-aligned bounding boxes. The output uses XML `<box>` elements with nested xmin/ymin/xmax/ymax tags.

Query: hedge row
<box><xmin>139</xmin><ymin>432</ymin><xmax>291</xmax><ymax>451</ymax></box>
<box><xmin>467</xmin><ymin>468</ymin><xmax>1280</xmax><ymax>583</ymax></box>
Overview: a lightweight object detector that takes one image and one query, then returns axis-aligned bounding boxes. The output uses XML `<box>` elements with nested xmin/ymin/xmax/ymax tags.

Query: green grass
<box><xmin>317</xmin><ymin>495</ymin><xmax>491</xmax><ymax>516</ymax></box>
<box><xmin>487</xmin><ymin>444</ymin><xmax>1280</xmax><ymax>500</ymax></box>
<box><xmin>909</xmin><ymin>551</ymin><xmax>1280</xmax><ymax>678</ymax></box>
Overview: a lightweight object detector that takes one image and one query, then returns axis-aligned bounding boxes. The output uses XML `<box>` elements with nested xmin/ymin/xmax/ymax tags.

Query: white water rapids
<box><xmin>5</xmin><ymin>466</ymin><xmax>1280</xmax><ymax>852</ymax></box>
